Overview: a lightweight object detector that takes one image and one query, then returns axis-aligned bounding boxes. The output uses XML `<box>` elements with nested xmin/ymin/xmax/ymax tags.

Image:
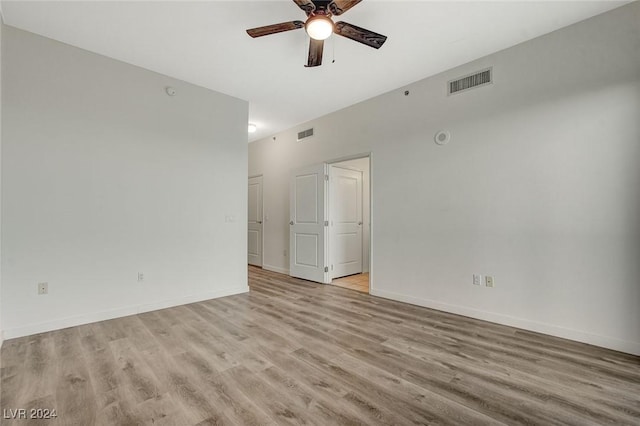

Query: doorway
<box><xmin>288</xmin><ymin>156</ymin><xmax>371</xmax><ymax>293</ymax></box>
<box><xmin>329</xmin><ymin>157</ymin><xmax>370</xmax><ymax>293</ymax></box>
<box><xmin>248</xmin><ymin>175</ymin><xmax>263</xmax><ymax>267</ymax></box>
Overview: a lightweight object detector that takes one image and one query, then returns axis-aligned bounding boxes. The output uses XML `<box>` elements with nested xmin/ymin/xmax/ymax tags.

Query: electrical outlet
<box><xmin>485</xmin><ymin>276</ymin><xmax>495</xmax><ymax>288</ymax></box>
<box><xmin>38</xmin><ymin>282</ymin><xmax>48</xmax><ymax>295</ymax></box>
<box><xmin>138</xmin><ymin>272</ymin><xmax>144</xmax><ymax>282</ymax></box>
<box><xmin>473</xmin><ymin>274</ymin><xmax>482</xmax><ymax>286</ymax></box>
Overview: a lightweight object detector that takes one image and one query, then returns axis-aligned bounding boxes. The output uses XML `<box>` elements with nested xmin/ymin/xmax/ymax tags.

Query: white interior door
<box><xmin>330</xmin><ymin>166</ymin><xmax>363</xmax><ymax>278</ymax></box>
<box><xmin>289</xmin><ymin>164</ymin><xmax>329</xmax><ymax>283</ymax></box>
<box><xmin>248</xmin><ymin>176</ymin><xmax>263</xmax><ymax>267</ymax></box>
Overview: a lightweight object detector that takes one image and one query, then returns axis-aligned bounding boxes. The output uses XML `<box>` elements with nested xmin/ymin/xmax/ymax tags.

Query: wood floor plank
<box><xmin>109</xmin><ymin>338</ymin><xmax>164</xmax><ymax>404</ymax></box>
<box><xmin>137</xmin><ymin>344</ymin><xmax>221</xmax><ymax>424</ymax></box>
<box><xmin>13</xmin><ymin>333</ymin><xmax>57</xmax><ymax>407</ymax></box>
<box><xmin>292</xmin><ymin>346</ymin><xmax>460</xmax><ymax>426</ymax></box>
<box><xmin>54</xmin><ymin>353</ymin><xmax>97</xmax><ymax>425</ymax></box>
<box><xmin>333</xmin><ymin>352</ymin><xmax>505</xmax><ymax>426</ymax></box>
<box><xmin>258</xmin><ymin>364</ymin><xmax>369</xmax><ymax>426</ymax></box>
<box><xmin>169</xmin><ymin>341</ymin><xmax>274</xmax><ymax>425</ymax></box>
<box><xmin>83</xmin><ymin>345</ymin><xmax>120</xmax><ymax>397</ymax></box>
<box><xmin>221</xmin><ymin>365</ymin><xmax>316</xmax><ymax>426</ymax></box>
<box><xmin>78</xmin><ymin>323</ymin><xmax>111</xmax><ymax>354</ymax></box>
<box><xmin>1</xmin><ymin>265</ymin><xmax>638</xmax><ymax>425</ymax></box>
<box><xmin>384</xmin><ymin>334</ymin><xmax>640</xmax><ymax>414</ymax></box>
<box><xmin>94</xmin><ymin>387</ymin><xmax>145</xmax><ymax>426</ymax></box>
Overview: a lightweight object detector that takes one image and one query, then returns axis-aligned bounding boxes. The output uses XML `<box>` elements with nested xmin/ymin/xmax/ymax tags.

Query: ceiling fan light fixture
<box><xmin>305</xmin><ymin>15</ymin><xmax>334</xmax><ymax>40</ymax></box>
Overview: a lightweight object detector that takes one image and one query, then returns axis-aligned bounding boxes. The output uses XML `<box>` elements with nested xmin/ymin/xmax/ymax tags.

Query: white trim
<box><xmin>0</xmin><ymin>2</ymin><xmax>4</xmax><ymax>23</ymax></box>
<box><xmin>263</xmin><ymin>264</ymin><xmax>289</xmax><ymax>275</ymax></box>
<box><xmin>370</xmin><ymin>288</ymin><xmax>640</xmax><ymax>356</ymax></box>
<box><xmin>325</xmin><ymin>151</ymin><xmax>372</xmax><ymax>166</ymax></box>
<box><xmin>2</xmin><ymin>285</ymin><xmax>249</xmax><ymax>340</ymax></box>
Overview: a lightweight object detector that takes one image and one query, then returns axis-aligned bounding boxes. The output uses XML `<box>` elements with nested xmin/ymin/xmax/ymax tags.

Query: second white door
<box><xmin>248</xmin><ymin>176</ymin><xmax>263</xmax><ymax>267</ymax></box>
<box><xmin>330</xmin><ymin>166</ymin><xmax>363</xmax><ymax>278</ymax></box>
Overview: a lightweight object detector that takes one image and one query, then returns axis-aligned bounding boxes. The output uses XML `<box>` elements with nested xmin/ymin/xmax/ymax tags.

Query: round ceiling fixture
<box><xmin>165</xmin><ymin>86</ymin><xmax>176</xmax><ymax>96</ymax></box>
<box><xmin>248</xmin><ymin>123</ymin><xmax>258</xmax><ymax>133</ymax></box>
<box><xmin>434</xmin><ymin>130</ymin><xmax>451</xmax><ymax>145</ymax></box>
<box><xmin>305</xmin><ymin>15</ymin><xmax>334</xmax><ymax>40</ymax></box>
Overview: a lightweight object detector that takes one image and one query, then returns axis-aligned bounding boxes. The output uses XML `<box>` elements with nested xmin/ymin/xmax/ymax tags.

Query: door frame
<box><xmin>326</xmin><ymin>153</ymin><xmax>373</xmax><ymax>292</ymax></box>
<box><xmin>248</xmin><ymin>174</ymin><xmax>264</xmax><ymax>267</ymax></box>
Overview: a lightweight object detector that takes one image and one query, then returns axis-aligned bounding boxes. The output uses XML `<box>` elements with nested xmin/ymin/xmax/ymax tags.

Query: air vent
<box><xmin>448</xmin><ymin>68</ymin><xmax>492</xmax><ymax>95</ymax></box>
<box><xmin>297</xmin><ymin>128</ymin><xmax>314</xmax><ymax>141</ymax></box>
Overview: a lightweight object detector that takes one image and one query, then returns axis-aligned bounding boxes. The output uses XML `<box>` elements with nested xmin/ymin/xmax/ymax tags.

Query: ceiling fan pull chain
<box><xmin>332</xmin><ymin>36</ymin><xmax>336</xmax><ymax>63</ymax></box>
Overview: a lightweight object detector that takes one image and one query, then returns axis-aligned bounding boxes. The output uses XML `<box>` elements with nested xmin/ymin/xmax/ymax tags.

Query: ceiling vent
<box><xmin>297</xmin><ymin>128</ymin><xmax>314</xmax><ymax>141</ymax></box>
<box><xmin>448</xmin><ymin>67</ymin><xmax>492</xmax><ymax>95</ymax></box>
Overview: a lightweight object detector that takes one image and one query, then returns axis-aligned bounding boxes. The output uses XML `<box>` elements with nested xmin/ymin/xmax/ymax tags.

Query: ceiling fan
<box><xmin>246</xmin><ymin>0</ymin><xmax>387</xmax><ymax>67</ymax></box>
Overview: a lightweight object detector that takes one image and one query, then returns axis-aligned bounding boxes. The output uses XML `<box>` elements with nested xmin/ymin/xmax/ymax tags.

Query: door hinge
<box><xmin>324</xmin><ymin>221</ymin><xmax>329</xmax><ymax>226</ymax></box>
<box><xmin>325</xmin><ymin>174</ymin><xmax>329</xmax><ymax>181</ymax></box>
<box><xmin>324</xmin><ymin>266</ymin><xmax>329</xmax><ymax>272</ymax></box>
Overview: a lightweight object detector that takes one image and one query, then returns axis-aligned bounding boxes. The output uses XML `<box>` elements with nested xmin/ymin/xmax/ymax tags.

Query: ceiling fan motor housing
<box><xmin>305</xmin><ymin>14</ymin><xmax>335</xmax><ymax>40</ymax></box>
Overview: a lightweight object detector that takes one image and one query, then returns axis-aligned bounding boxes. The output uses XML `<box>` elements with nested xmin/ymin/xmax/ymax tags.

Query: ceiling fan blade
<box><xmin>293</xmin><ymin>0</ymin><xmax>316</xmax><ymax>16</ymax></box>
<box><xmin>334</xmin><ymin>21</ymin><xmax>387</xmax><ymax>49</ymax></box>
<box><xmin>328</xmin><ymin>0</ymin><xmax>362</xmax><ymax>16</ymax></box>
<box><xmin>306</xmin><ymin>38</ymin><xmax>324</xmax><ymax>67</ymax></box>
<box><xmin>246</xmin><ymin>21</ymin><xmax>305</xmax><ymax>38</ymax></box>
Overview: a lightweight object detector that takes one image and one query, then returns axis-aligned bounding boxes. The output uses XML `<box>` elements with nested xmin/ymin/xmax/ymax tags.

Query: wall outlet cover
<box><xmin>485</xmin><ymin>276</ymin><xmax>495</xmax><ymax>288</ymax></box>
<box><xmin>38</xmin><ymin>282</ymin><xmax>48</xmax><ymax>295</ymax></box>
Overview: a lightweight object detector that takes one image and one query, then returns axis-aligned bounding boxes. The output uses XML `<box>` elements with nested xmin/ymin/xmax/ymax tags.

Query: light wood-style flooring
<box><xmin>331</xmin><ymin>272</ymin><xmax>369</xmax><ymax>293</ymax></box>
<box><xmin>1</xmin><ymin>266</ymin><xmax>639</xmax><ymax>425</ymax></box>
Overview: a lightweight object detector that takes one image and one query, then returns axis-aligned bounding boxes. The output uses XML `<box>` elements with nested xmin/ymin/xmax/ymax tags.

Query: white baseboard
<box><xmin>262</xmin><ymin>264</ymin><xmax>290</xmax><ymax>275</ymax></box>
<box><xmin>2</xmin><ymin>285</ymin><xmax>249</xmax><ymax>341</ymax></box>
<box><xmin>370</xmin><ymin>288</ymin><xmax>640</xmax><ymax>356</ymax></box>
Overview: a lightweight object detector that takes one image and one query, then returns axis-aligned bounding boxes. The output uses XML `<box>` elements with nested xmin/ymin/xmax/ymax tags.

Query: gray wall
<box><xmin>0</xmin><ymin>16</ymin><xmax>4</xmax><ymax>346</ymax></box>
<box><xmin>249</xmin><ymin>3</ymin><xmax>640</xmax><ymax>354</ymax></box>
<box><xmin>1</xmin><ymin>26</ymin><xmax>249</xmax><ymax>339</ymax></box>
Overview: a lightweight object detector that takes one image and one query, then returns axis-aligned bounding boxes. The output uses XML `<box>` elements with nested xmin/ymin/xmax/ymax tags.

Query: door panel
<box><xmin>294</xmin><ymin>233</ymin><xmax>319</xmax><ymax>267</ymax></box>
<box><xmin>330</xmin><ymin>166</ymin><xmax>362</xmax><ymax>278</ymax></box>
<box><xmin>295</xmin><ymin>174</ymin><xmax>318</xmax><ymax>223</ymax></box>
<box><xmin>248</xmin><ymin>230</ymin><xmax>260</xmax><ymax>256</ymax></box>
<box><xmin>248</xmin><ymin>176</ymin><xmax>263</xmax><ymax>267</ymax></box>
<box><xmin>290</xmin><ymin>164</ymin><xmax>329</xmax><ymax>283</ymax></box>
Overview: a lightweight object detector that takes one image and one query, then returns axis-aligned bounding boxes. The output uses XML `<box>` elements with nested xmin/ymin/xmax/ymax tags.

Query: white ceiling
<box><xmin>1</xmin><ymin>1</ymin><xmax>629</xmax><ymax>142</ymax></box>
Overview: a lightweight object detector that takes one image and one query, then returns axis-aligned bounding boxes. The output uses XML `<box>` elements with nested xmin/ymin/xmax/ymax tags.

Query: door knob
<box><xmin>257</xmin><ymin>221</ymin><xmax>263</xmax><ymax>224</ymax></box>
<box><xmin>290</xmin><ymin>221</ymin><xmax>294</xmax><ymax>225</ymax></box>
<box><xmin>358</xmin><ymin>222</ymin><xmax>363</xmax><ymax>225</ymax></box>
